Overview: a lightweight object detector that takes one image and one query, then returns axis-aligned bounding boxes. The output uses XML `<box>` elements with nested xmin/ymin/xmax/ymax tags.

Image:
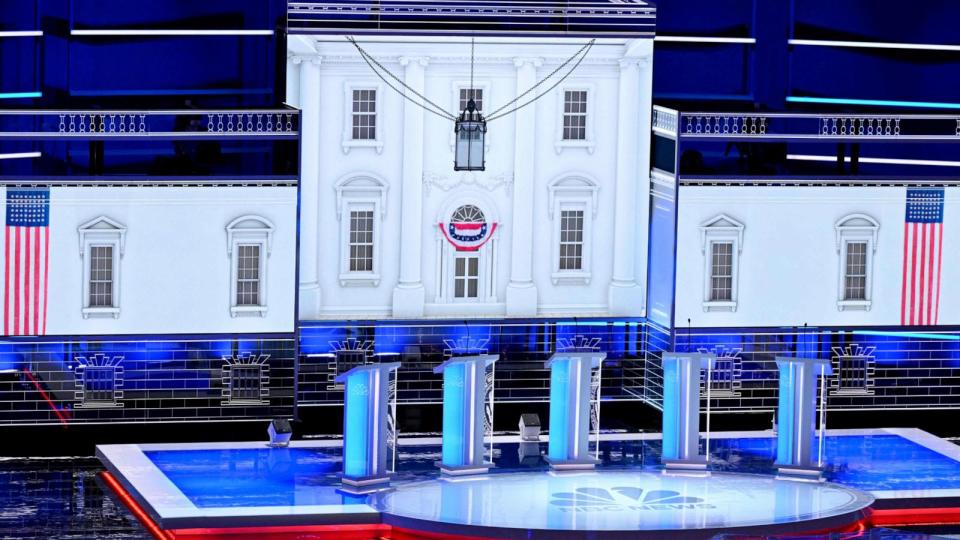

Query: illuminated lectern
<box><xmin>544</xmin><ymin>351</ymin><xmax>605</xmax><ymax>470</ymax></box>
<box><xmin>661</xmin><ymin>352</ymin><xmax>716</xmax><ymax>470</ymax></box>
<box><xmin>434</xmin><ymin>354</ymin><xmax>498</xmax><ymax>475</ymax></box>
<box><xmin>775</xmin><ymin>356</ymin><xmax>833</xmax><ymax>478</ymax></box>
<box><xmin>336</xmin><ymin>362</ymin><xmax>401</xmax><ymax>488</ymax></box>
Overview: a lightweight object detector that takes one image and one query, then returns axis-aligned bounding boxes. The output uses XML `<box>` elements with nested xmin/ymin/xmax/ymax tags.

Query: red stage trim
<box><xmin>869</xmin><ymin>507</ymin><xmax>960</xmax><ymax>527</ymax></box>
<box><xmin>99</xmin><ymin>468</ymin><xmax>960</xmax><ymax>540</ymax></box>
<box><xmin>100</xmin><ymin>471</ymin><xmax>174</xmax><ymax>540</ymax></box>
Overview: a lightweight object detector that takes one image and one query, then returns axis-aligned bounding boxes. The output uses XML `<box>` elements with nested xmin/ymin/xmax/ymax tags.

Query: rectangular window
<box><xmin>83</xmin><ymin>366</ymin><xmax>116</xmax><ymax>404</ymax></box>
<box><xmin>844</xmin><ymin>241</ymin><xmax>868</xmax><ymax>301</ymax></box>
<box><xmin>348</xmin><ymin>210</ymin><xmax>375</xmax><ymax>272</ymax></box>
<box><xmin>559</xmin><ymin>209</ymin><xmax>584</xmax><ymax>271</ymax></box>
<box><xmin>352</xmin><ymin>89</ymin><xmax>377</xmax><ymax>140</ymax></box>
<box><xmin>459</xmin><ymin>88</ymin><xmax>483</xmax><ymax>112</ymax></box>
<box><xmin>837</xmin><ymin>355</ymin><xmax>869</xmax><ymax>392</ymax></box>
<box><xmin>89</xmin><ymin>245</ymin><xmax>114</xmax><ymax>308</ymax></box>
<box><xmin>709</xmin><ymin>242</ymin><xmax>733</xmax><ymax>302</ymax></box>
<box><xmin>563</xmin><ymin>90</ymin><xmax>588</xmax><ymax>140</ymax></box>
<box><xmin>229</xmin><ymin>365</ymin><xmax>262</xmax><ymax>403</ymax></box>
<box><xmin>236</xmin><ymin>244</ymin><xmax>261</xmax><ymax>306</ymax></box>
<box><xmin>454</xmin><ymin>255</ymin><xmax>480</xmax><ymax>299</ymax></box>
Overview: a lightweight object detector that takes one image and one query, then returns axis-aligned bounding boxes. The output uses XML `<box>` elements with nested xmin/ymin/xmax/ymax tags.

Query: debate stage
<box><xmin>97</xmin><ymin>428</ymin><xmax>960</xmax><ymax>539</ymax></box>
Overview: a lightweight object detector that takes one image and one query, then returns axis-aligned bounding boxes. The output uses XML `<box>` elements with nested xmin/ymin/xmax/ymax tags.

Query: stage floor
<box><xmin>373</xmin><ymin>470</ymin><xmax>872</xmax><ymax>539</ymax></box>
<box><xmin>96</xmin><ymin>428</ymin><xmax>960</xmax><ymax>538</ymax></box>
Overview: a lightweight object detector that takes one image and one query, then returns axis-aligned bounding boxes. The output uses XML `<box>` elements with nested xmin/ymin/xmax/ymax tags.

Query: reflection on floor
<box><xmin>0</xmin><ymin>457</ymin><xmax>148</xmax><ymax>540</ymax></box>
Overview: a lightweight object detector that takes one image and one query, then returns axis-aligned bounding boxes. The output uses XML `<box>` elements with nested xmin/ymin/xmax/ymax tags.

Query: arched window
<box><xmin>547</xmin><ymin>175</ymin><xmax>598</xmax><ymax>285</ymax></box>
<box><xmin>226</xmin><ymin>216</ymin><xmax>274</xmax><ymax>317</ymax></box>
<box><xmin>335</xmin><ymin>174</ymin><xmax>388</xmax><ymax>287</ymax></box>
<box><xmin>435</xmin><ymin>197</ymin><xmax>499</xmax><ymax>305</ymax></box>
<box><xmin>835</xmin><ymin>213</ymin><xmax>879</xmax><ymax>311</ymax></box>
<box><xmin>451</xmin><ymin>205</ymin><xmax>485</xmax><ymax>223</ymax></box>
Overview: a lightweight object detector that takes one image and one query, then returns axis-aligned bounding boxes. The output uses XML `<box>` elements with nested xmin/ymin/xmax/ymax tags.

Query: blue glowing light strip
<box><xmin>0</xmin><ymin>92</ymin><xmax>41</xmax><ymax>100</ymax></box>
<box><xmin>852</xmin><ymin>330</ymin><xmax>960</xmax><ymax>341</ymax></box>
<box><xmin>787</xmin><ymin>96</ymin><xmax>960</xmax><ymax>110</ymax></box>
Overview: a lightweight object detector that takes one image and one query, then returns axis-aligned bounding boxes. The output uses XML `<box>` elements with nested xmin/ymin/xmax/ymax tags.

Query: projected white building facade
<box><xmin>290</xmin><ymin>36</ymin><xmax>654</xmax><ymax>320</ymax></box>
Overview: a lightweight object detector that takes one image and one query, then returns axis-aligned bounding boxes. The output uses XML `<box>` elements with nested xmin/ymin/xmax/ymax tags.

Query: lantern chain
<box><xmin>469</xmin><ymin>36</ymin><xmax>475</xmax><ymax>106</ymax></box>
<box><xmin>347</xmin><ymin>36</ymin><xmax>595</xmax><ymax>124</ymax></box>
<box><xmin>485</xmin><ymin>39</ymin><xmax>595</xmax><ymax>122</ymax></box>
<box><xmin>347</xmin><ymin>36</ymin><xmax>458</xmax><ymax>121</ymax></box>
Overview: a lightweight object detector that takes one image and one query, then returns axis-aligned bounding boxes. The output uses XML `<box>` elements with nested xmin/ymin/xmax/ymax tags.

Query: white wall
<box><xmin>675</xmin><ymin>185</ymin><xmax>960</xmax><ymax>328</ymax></box>
<box><xmin>0</xmin><ymin>186</ymin><xmax>298</xmax><ymax>336</ymax></box>
<box><xmin>298</xmin><ymin>36</ymin><xmax>653</xmax><ymax>319</ymax></box>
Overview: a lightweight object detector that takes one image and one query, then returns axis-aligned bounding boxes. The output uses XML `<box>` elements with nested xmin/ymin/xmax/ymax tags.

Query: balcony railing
<box><xmin>0</xmin><ymin>109</ymin><xmax>300</xmax><ymax>140</ymax></box>
<box><xmin>288</xmin><ymin>0</ymin><xmax>656</xmax><ymax>37</ymax></box>
<box><xmin>663</xmin><ymin>110</ymin><xmax>960</xmax><ymax>142</ymax></box>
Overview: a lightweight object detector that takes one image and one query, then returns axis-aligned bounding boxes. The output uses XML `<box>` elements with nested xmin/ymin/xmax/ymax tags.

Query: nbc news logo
<box><xmin>550</xmin><ymin>487</ymin><xmax>715</xmax><ymax>513</ymax></box>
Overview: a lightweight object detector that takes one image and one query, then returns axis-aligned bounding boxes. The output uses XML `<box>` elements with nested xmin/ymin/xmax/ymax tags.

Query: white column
<box><xmin>392</xmin><ymin>56</ymin><xmax>429</xmax><ymax>317</ymax></box>
<box><xmin>298</xmin><ymin>56</ymin><xmax>322</xmax><ymax>319</ymax></box>
<box><xmin>608</xmin><ymin>45</ymin><xmax>653</xmax><ymax>316</ymax></box>
<box><xmin>286</xmin><ymin>55</ymin><xmax>302</xmax><ymax>108</ymax></box>
<box><xmin>505</xmin><ymin>57</ymin><xmax>542</xmax><ymax>317</ymax></box>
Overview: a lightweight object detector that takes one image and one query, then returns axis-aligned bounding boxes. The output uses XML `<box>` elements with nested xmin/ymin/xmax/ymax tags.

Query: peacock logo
<box><xmin>550</xmin><ymin>487</ymin><xmax>714</xmax><ymax>513</ymax></box>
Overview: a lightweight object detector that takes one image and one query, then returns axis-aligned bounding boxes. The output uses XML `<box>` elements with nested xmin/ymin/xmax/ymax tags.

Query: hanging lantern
<box><xmin>454</xmin><ymin>99</ymin><xmax>486</xmax><ymax>172</ymax></box>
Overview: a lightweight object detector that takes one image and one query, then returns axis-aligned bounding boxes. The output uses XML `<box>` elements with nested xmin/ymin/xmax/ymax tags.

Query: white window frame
<box><xmin>555</xmin><ymin>84</ymin><xmax>596</xmax><ymax>154</ymax></box>
<box><xmin>342</xmin><ymin>82</ymin><xmax>384</xmax><ymax>154</ymax></box>
<box><xmin>548</xmin><ymin>175</ymin><xmax>598</xmax><ymax>285</ymax></box>
<box><xmin>835</xmin><ymin>213</ymin><xmax>879</xmax><ymax>311</ymax></box>
<box><xmin>226</xmin><ymin>215</ymin><xmax>274</xmax><ymax>317</ymax></box>
<box><xmin>700</xmin><ymin>214</ymin><xmax>744</xmax><ymax>312</ymax></box>
<box><xmin>449</xmin><ymin>80</ymin><xmax>491</xmax><ymax>152</ymax></box>
<box><xmin>78</xmin><ymin>216</ymin><xmax>126</xmax><ymax>319</ymax></box>
<box><xmin>435</xmin><ymin>197</ymin><xmax>499</xmax><ymax>304</ymax></box>
<box><xmin>451</xmin><ymin>251</ymin><xmax>482</xmax><ymax>302</ymax></box>
<box><xmin>335</xmin><ymin>174</ymin><xmax>388</xmax><ymax>287</ymax></box>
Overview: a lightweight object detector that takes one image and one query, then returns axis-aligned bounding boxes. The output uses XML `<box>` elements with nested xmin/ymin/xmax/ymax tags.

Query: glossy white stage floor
<box><xmin>99</xmin><ymin>428</ymin><xmax>960</xmax><ymax>538</ymax></box>
<box><xmin>371</xmin><ymin>470</ymin><xmax>873</xmax><ymax>539</ymax></box>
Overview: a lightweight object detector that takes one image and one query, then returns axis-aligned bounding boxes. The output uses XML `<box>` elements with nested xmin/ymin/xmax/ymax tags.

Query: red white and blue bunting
<box><xmin>439</xmin><ymin>221</ymin><xmax>498</xmax><ymax>251</ymax></box>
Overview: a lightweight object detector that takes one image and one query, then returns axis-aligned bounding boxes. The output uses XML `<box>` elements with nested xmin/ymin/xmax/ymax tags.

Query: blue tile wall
<box><xmin>298</xmin><ymin>318</ymin><xmax>645</xmax><ymax>405</ymax></box>
<box><xmin>0</xmin><ymin>333</ymin><xmax>294</xmax><ymax>425</ymax></box>
<box><xmin>672</xmin><ymin>327</ymin><xmax>960</xmax><ymax>412</ymax></box>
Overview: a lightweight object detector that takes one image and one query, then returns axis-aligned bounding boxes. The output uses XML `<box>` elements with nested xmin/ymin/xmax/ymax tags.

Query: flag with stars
<box><xmin>5</xmin><ymin>189</ymin><xmax>50</xmax><ymax>336</ymax></box>
<box><xmin>901</xmin><ymin>188</ymin><xmax>944</xmax><ymax>326</ymax></box>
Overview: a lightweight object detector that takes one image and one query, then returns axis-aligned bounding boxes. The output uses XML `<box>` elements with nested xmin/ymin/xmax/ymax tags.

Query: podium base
<box><xmin>544</xmin><ymin>456</ymin><xmax>601</xmax><ymax>471</ymax></box>
<box><xmin>776</xmin><ymin>464</ymin><xmax>825</xmax><ymax>482</ymax></box>
<box><xmin>437</xmin><ymin>462</ymin><xmax>494</xmax><ymax>477</ymax></box>
<box><xmin>341</xmin><ymin>474</ymin><xmax>392</xmax><ymax>488</ymax></box>
<box><xmin>662</xmin><ymin>458</ymin><xmax>709</xmax><ymax>471</ymax></box>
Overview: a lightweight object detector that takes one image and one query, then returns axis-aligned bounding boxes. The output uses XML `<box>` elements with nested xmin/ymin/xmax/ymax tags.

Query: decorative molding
<box><xmin>834</xmin><ymin>213</ymin><xmax>880</xmax><ymax>252</ymax></box>
<box><xmin>334</xmin><ymin>173</ymin><xmax>389</xmax><ymax>219</ymax></box>
<box><xmin>423</xmin><ymin>171</ymin><xmax>514</xmax><ymax>194</ymax></box>
<box><xmin>513</xmin><ymin>57</ymin><xmax>544</xmax><ymax>69</ymax></box>
<box><xmin>318</xmin><ymin>54</ymin><xmax>620</xmax><ymax>67</ymax></box>
<box><xmin>547</xmin><ymin>174</ymin><xmax>599</xmax><ymax>218</ymax></box>
<box><xmin>77</xmin><ymin>215</ymin><xmax>126</xmax><ymax>257</ymax></box>
<box><xmin>399</xmin><ymin>56</ymin><xmax>430</xmax><ymax>67</ymax></box>
<box><xmin>699</xmin><ymin>214</ymin><xmax>745</xmax><ymax>253</ymax></box>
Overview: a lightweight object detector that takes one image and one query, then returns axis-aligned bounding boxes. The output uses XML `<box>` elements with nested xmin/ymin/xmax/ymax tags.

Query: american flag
<box><xmin>4</xmin><ymin>189</ymin><xmax>50</xmax><ymax>336</ymax></box>
<box><xmin>901</xmin><ymin>188</ymin><xmax>944</xmax><ymax>326</ymax></box>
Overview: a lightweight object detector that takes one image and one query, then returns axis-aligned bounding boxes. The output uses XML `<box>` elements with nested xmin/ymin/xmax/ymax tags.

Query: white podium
<box><xmin>661</xmin><ymin>352</ymin><xmax>716</xmax><ymax>470</ymax></box>
<box><xmin>336</xmin><ymin>362</ymin><xmax>401</xmax><ymax>488</ymax></box>
<box><xmin>775</xmin><ymin>356</ymin><xmax>833</xmax><ymax>478</ymax></box>
<box><xmin>434</xmin><ymin>354</ymin><xmax>498</xmax><ymax>475</ymax></box>
<box><xmin>544</xmin><ymin>351</ymin><xmax>605</xmax><ymax>470</ymax></box>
